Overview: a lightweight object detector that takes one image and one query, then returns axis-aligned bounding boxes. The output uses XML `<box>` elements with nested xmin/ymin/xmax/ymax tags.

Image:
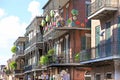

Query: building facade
<box><xmin>42</xmin><ymin>0</ymin><xmax>91</xmax><ymax>80</ymax></box>
<box><xmin>80</xmin><ymin>0</ymin><xmax>120</xmax><ymax>80</ymax></box>
<box><xmin>24</xmin><ymin>16</ymin><xmax>43</xmax><ymax>80</ymax></box>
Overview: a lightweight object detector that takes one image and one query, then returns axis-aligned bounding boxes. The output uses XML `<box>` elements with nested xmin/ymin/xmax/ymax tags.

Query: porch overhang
<box><xmin>43</xmin><ymin>27</ymin><xmax>90</xmax><ymax>41</ymax></box>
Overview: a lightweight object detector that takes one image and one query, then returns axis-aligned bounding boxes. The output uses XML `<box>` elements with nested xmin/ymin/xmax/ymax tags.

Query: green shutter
<box><xmin>118</xmin><ymin>17</ymin><xmax>120</xmax><ymax>55</ymax></box>
<box><xmin>81</xmin><ymin>36</ymin><xmax>86</xmax><ymax>50</ymax></box>
<box><xmin>95</xmin><ymin>26</ymin><xmax>100</xmax><ymax>58</ymax></box>
<box><xmin>105</xmin><ymin>22</ymin><xmax>111</xmax><ymax>56</ymax></box>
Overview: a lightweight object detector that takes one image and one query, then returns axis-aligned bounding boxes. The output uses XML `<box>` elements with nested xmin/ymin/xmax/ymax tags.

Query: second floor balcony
<box><xmin>14</xmin><ymin>69</ymin><xmax>24</xmax><ymax>76</ymax></box>
<box><xmin>88</xmin><ymin>0</ymin><xmax>118</xmax><ymax>19</ymax></box>
<box><xmin>47</xmin><ymin>50</ymin><xmax>81</xmax><ymax>67</ymax></box>
<box><xmin>80</xmin><ymin>42</ymin><xmax>120</xmax><ymax>64</ymax></box>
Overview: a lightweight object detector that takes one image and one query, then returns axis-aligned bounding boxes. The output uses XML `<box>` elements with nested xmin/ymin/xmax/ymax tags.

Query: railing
<box><xmin>80</xmin><ymin>42</ymin><xmax>120</xmax><ymax>62</ymax></box>
<box><xmin>25</xmin><ymin>33</ymin><xmax>43</xmax><ymax>49</ymax></box>
<box><xmin>48</xmin><ymin>49</ymin><xmax>80</xmax><ymax>65</ymax></box>
<box><xmin>14</xmin><ymin>69</ymin><xmax>24</xmax><ymax>74</ymax></box>
<box><xmin>88</xmin><ymin>0</ymin><xmax>118</xmax><ymax>16</ymax></box>
<box><xmin>24</xmin><ymin>65</ymin><xmax>33</xmax><ymax>72</ymax></box>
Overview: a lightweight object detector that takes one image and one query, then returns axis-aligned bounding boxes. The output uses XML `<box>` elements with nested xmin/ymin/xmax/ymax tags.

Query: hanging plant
<box><xmin>45</xmin><ymin>15</ymin><xmax>50</xmax><ymax>22</ymax></box>
<box><xmin>39</xmin><ymin>55</ymin><xmax>48</xmax><ymax>65</ymax></box>
<box><xmin>47</xmin><ymin>48</ymin><xmax>54</xmax><ymax>56</ymax></box>
<box><xmin>71</xmin><ymin>9</ymin><xmax>78</xmax><ymax>16</ymax></box>
<box><xmin>41</xmin><ymin>19</ymin><xmax>46</xmax><ymax>27</ymax></box>
<box><xmin>75</xmin><ymin>53</ymin><xmax>80</xmax><ymax>62</ymax></box>
<box><xmin>9</xmin><ymin>61</ymin><xmax>17</xmax><ymax>70</ymax></box>
<box><xmin>11</xmin><ymin>46</ymin><xmax>17</xmax><ymax>53</ymax></box>
<box><xmin>50</xmin><ymin>10</ymin><xmax>55</xmax><ymax>17</ymax></box>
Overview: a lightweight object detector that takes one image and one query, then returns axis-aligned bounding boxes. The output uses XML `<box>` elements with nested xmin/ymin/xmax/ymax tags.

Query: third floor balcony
<box><xmin>80</xmin><ymin>42</ymin><xmax>120</xmax><ymax>64</ymax></box>
<box><xmin>88</xmin><ymin>0</ymin><xmax>118</xmax><ymax>19</ymax></box>
<box><xmin>25</xmin><ymin>33</ymin><xmax>43</xmax><ymax>52</ymax></box>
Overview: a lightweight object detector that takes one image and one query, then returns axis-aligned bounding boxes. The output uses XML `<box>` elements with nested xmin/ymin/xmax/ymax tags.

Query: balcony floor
<box><xmin>88</xmin><ymin>7</ymin><xmax>118</xmax><ymax>19</ymax></box>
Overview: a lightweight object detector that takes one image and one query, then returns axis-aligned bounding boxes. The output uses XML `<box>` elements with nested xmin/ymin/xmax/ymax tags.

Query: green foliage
<box><xmin>47</xmin><ymin>48</ymin><xmax>54</xmax><ymax>56</ymax></box>
<box><xmin>9</xmin><ymin>61</ymin><xmax>17</xmax><ymax>70</ymax></box>
<box><xmin>75</xmin><ymin>53</ymin><xmax>80</xmax><ymax>61</ymax></box>
<box><xmin>39</xmin><ymin>55</ymin><xmax>48</xmax><ymax>65</ymax></box>
<box><xmin>11</xmin><ymin>46</ymin><xmax>17</xmax><ymax>53</ymax></box>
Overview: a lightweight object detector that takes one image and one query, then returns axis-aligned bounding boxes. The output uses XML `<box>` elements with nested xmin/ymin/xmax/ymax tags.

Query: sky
<box><xmin>0</xmin><ymin>0</ymin><xmax>48</xmax><ymax>65</ymax></box>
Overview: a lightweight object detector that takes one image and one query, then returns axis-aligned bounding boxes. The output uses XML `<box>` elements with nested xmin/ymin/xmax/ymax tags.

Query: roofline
<box><xmin>42</xmin><ymin>0</ymin><xmax>51</xmax><ymax>9</ymax></box>
<box><xmin>26</xmin><ymin>16</ymin><xmax>43</xmax><ymax>30</ymax></box>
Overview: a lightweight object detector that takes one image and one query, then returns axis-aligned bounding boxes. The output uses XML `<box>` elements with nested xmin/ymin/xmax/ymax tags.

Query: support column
<box><xmin>114</xmin><ymin>60</ymin><xmax>120</xmax><ymax>80</ymax></box>
<box><xmin>65</xmin><ymin>35</ymin><xmax>69</xmax><ymax>63</ymax></box>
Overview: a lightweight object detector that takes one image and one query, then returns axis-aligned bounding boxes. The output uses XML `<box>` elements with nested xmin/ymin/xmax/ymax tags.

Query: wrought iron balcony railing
<box><xmin>47</xmin><ymin>49</ymin><xmax>80</xmax><ymax>66</ymax></box>
<box><xmin>25</xmin><ymin>33</ymin><xmax>43</xmax><ymax>49</ymax></box>
<box><xmin>88</xmin><ymin>0</ymin><xmax>118</xmax><ymax>19</ymax></box>
<box><xmin>24</xmin><ymin>65</ymin><xmax>32</xmax><ymax>72</ymax></box>
<box><xmin>80</xmin><ymin>42</ymin><xmax>120</xmax><ymax>62</ymax></box>
<box><xmin>14</xmin><ymin>69</ymin><xmax>24</xmax><ymax>75</ymax></box>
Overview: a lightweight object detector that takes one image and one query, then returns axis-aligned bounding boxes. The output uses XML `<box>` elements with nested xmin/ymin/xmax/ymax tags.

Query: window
<box><xmin>95</xmin><ymin>74</ymin><xmax>101</xmax><ymax>80</ymax></box>
<box><xmin>85</xmin><ymin>1</ymin><xmax>90</xmax><ymax>17</ymax></box>
<box><xmin>106</xmin><ymin>73</ymin><xmax>112</xmax><ymax>79</ymax></box>
<box><xmin>117</xmin><ymin>17</ymin><xmax>120</xmax><ymax>54</ymax></box>
<box><xmin>95</xmin><ymin>26</ymin><xmax>100</xmax><ymax>58</ymax></box>
<box><xmin>81</xmin><ymin>36</ymin><xmax>86</xmax><ymax>50</ymax></box>
<box><xmin>66</xmin><ymin>3</ymin><xmax>69</xmax><ymax>21</ymax></box>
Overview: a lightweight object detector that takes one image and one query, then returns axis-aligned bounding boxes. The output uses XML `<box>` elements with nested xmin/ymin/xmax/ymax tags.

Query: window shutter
<box><xmin>81</xmin><ymin>36</ymin><xmax>86</xmax><ymax>50</ymax></box>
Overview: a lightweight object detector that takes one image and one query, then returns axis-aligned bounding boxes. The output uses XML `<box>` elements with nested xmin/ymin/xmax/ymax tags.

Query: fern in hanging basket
<box><xmin>39</xmin><ymin>55</ymin><xmax>48</xmax><ymax>65</ymax></box>
<box><xmin>47</xmin><ymin>48</ymin><xmax>54</xmax><ymax>56</ymax></box>
<box><xmin>9</xmin><ymin>61</ymin><xmax>17</xmax><ymax>70</ymax></box>
<box><xmin>11</xmin><ymin>46</ymin><xmax>17</xmax><ymax>53</ymax></box>
<box><xmin>75</xmin><ymin>53</ymin><xmax>80</xmax><ymax>62</ymax></box>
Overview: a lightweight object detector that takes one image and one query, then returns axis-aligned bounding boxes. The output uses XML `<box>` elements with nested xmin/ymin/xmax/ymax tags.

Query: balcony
<box><xmin>25</xmin><ymin>33</ymin><xmax>43</xmax><ymax>53</ymax></box>
<box><xmin>88</xmin><ymin>0</ymin><xmax>118</xmax><ymax>19</ymax></box>
<box><xmin>80</xmin><ymin>42</ymin><xmax>120</xmax><ymax>64</ymax></box>
<box><xmin>14</xmin><ymin>50</ymin><xmax>24</xmax><ymax>60</ymax></box>
<box><xmin>14</xmin><ymin>69</ymin><xmax>24</xmax><ymax>75</ymax></box>
<box><xmin>24</xmin><ymin>65</ymin><xmax>33</xmax><ymax>72</ymax></box>
<box><xmin>48</xmin><ymin>50</ymin><xmax>81</xmax><ymax>67</ymax></box>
